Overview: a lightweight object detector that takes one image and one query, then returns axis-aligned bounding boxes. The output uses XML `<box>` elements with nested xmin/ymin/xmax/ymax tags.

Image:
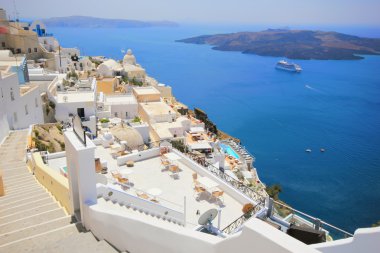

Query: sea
<box><xmin>49</xmin><ymin>24</ymin><xmax>380</xmax><ymax>233</ymax></box>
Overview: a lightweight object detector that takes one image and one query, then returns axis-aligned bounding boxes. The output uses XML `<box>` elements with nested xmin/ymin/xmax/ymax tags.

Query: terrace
<box><xmin>45</xmin><ymin>141</ymin><xmax>246</xmax><ymax>229</ymax></box>
<box><xmin>95</xmin><ymin>146</ymin><xmax>243</xmax><ymax>228</ymax></box>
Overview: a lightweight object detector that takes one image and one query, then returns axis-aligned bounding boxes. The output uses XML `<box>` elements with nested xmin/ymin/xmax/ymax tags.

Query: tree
<box><xmin>266</xmin><ymin>184</ymin><xmax>282</xmax><ymax>200</ymax></box>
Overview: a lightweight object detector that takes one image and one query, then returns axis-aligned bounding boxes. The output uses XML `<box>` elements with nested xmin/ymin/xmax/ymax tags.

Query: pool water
<box><xmin>220</xmin><ymin>144</ymin><xmax>240</xmax><ymax>159</ymax></box>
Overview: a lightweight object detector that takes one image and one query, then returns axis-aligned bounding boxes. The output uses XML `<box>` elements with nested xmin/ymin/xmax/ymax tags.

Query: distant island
<box><xmin>177</xmin><ymin>29</ymin><xmax>380</xmax><ymax>60</ymax></box>
<box><xmin>42</xmin><ymin>16</ymin><xmax>178</xmax><ymax>28</ymax></box>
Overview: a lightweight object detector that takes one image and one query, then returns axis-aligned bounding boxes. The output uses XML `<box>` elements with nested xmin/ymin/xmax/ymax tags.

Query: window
<box><xmin>35</xmin><ymin>98</ymin><xmax>38</xmax><ymax>107</ymax></box>
<box><xmin>28</xmin><ymin>48</ymin><xmax>31</xmax><ymax>53</ymax></box>
<box><xmin>34</xmin><ymin>48</ymin><xmax>37</xmax><ymax>52</ymax></box>
<box><xmin>10</xmin><ymin>89</ymin><xmax>15</xmax><ymax>101</ymax></box>
<box><xmin>16</xmin><ymin>48</ymin><xmax>21</xmax><ymax>54</ymax></box>
<box><xmin>1</xmin><ymin>42</ymin><xmax>5</xmax><ymax>47</ymax></box>
<box><xmin>114</xmin><ymin>112</ymin><xmax>118</xmax><ymax>117</ymax></box>
<box><xmin>25</xmin><ymin>105</ymin><xmax>28</xmax><ymax>115</ymax></box>
<box><xmin>13</xmin><ymin>112</ymin><xmax>17</xmax><ymax>123</ymax></box>
<box><xmin>125</xmin><ymin>112</ymin><xmax>128</xmax><ymax>118</ymax></box>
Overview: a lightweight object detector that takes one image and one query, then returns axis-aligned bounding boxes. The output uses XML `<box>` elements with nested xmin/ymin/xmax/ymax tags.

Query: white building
<box><xmin>97</xmin><ymin>59</ymin><xmax>123</xmax><ymax>77</ymax></box>
<box><xmin>0</xmin><ymin>69</ymin><xmax>44</xmax><ymax>140</ymax></box>
<box><xmin>97</xmin><ymin>93</ymin><xmax>138</xmax><ymax>120</ymax></box>
<box><xmin>47</xmin><ymin>77</ymin><xmax>97</xmax><ymax>133</ymax></box>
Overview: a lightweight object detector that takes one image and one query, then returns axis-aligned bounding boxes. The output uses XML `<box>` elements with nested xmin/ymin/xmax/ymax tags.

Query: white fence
<box><xmin>97</xmin><ymin>184</ymin><xmax>185</xmax><ymax>226</ymax></box>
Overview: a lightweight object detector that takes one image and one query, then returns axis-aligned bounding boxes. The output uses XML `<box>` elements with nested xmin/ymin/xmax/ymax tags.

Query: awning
<box><xmin>190</xmin><ymin>127</ymin><xmax>205</xmax><ymax>134</ymax></box>
<box><xmin>190</xmin><ymin>142</ymin><xmax>212</xmax><ymax>150</ymax></box>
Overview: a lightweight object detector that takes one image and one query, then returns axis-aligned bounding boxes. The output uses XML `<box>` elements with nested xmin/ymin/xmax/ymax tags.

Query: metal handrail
<box><xmin>222</xmin><ymin>201</ymin><xmax>265</xmax><ymax>234</ymax></box>
<box><xmin>273</xmin><ymin>200</ymin><xmax>354</xmax><ymax>237</ymax></box>
<box><xmin>185</xmin><ymin>151</ymin><xmax>267</xmax><ymax>205</ymax></box>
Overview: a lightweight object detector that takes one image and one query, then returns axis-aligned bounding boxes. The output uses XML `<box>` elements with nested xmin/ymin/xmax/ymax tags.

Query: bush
<box><xmin>171</xmin><ymin>140</ymin><xmax>187</xmax><ymax>153</ymax></box>
<box><xmin>132</xmin><ymin>116</ymin><xmax>141</xmax><ymax>123</ymax></box>
<box><xmin>266</xmin><ymin>184</ymin><xmax>282</xmax><ymax>200</ymax></box>
<box><xmin>100</xmin><ymin>118</ymin><xmax>110</xmax><ymax>123</ymax></box>
<box><xmin>242</xmin><ymin>203</ymin><xmax>254</xmax><ymax>214</ymax></box>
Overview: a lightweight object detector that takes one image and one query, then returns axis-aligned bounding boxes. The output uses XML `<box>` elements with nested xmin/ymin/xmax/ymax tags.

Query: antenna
<box><xmin>198</xmin><ymin>208</ymin><xmax>218</xmax><ymax>226</ymax></box>
<box><xmin>13</xmin><ymin>0</ymin><xmax>19</xmax><ymax>22</ymax></box>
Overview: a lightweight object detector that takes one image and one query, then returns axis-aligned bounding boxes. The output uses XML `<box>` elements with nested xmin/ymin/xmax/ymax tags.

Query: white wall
<box><xmin>131</xmin><ymin>122</ymin><xmax>150</xmax><ymax>143</ymax></box>
<box><xmin>117</xmin><ymin>148</ymin><xmax>160</xmax><ymax>166</ymax></box>
<box><xmin>97</xmin><ymin>184</ymin><xmax>185</xmax><ymax>225</ymax></box>
<box><xmin>0</xmin><ymin>97</ymin><xmax>10</xmax><ymax>144</ymax></box>
<box><xmin>55</xmin><ymin>100</ymin><xmax>96</xmax><ymax>122</ymax></box>
<box><xmin>0</xmin><ymin>72</ymin><xmax>44</xmax><ymax>130</ymax></box>
<box><xmin>109</xmin><ymin>103</ymin><xmax>138</xmax><ymax>119</ymax></box>
<box><xmin>86</xmin><ymin>205</ymin><xmax>321</xmax><ymax>253</ymax></box>
<box><xmin>313</xmin><ymin>227</ymin><xmax>380</xmax><ymax>253</ymax></box>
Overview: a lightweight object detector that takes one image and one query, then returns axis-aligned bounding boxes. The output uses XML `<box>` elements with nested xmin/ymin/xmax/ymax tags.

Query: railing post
<box><xmin>183</xmin><ymin>196</ymin><xmax>186</xmax><ymax>226</ymax></box>
<box><xmin>314</xmin><ymin>218</ymin><xmax>321</xmax><ymax>231</ymax></box>
<box><xmin>267</xmin><ymin>197</ymin><xmax>274</xmax><ymax>217</ymax></box>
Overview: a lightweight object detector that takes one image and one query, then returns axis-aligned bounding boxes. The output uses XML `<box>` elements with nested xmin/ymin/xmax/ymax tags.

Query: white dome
<box><xmin>110</xmin><ymin>125</ymin><xmax>144</xmax><ymax>150</ymax></box>
<box><xmin>123</xmin><ymin>49</ymin><xmax>136</xmax><ymax>66</ymax></box>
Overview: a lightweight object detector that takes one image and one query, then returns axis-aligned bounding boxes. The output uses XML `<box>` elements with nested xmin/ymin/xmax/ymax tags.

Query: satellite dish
<box><xmin>198</xmin><ymin>209</ymin><xmax>218</xmax><ymax>226</ymax></box>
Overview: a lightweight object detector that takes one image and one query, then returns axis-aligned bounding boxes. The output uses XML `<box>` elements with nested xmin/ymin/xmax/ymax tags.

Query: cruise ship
<box><xmin>276</xmin><ymin>60</ymin><xmax>302</xmax><ymax>72</ymax></box>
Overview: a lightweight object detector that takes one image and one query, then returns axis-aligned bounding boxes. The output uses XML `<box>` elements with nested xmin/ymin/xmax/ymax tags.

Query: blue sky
<box><xmin>1</xmin><ymin>0</ymin><xmax>379</xmax><ymax>25</ymax></box>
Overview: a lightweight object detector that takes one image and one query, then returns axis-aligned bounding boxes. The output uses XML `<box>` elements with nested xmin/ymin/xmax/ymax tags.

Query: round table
<box><xmin>147</xmin><ymin>188</ymin><xmax>162</xmax><ymax>200</ymax></box>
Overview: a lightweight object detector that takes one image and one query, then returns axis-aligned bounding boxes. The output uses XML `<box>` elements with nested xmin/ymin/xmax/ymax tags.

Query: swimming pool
<box><xmin>220</xmin><ymin>143</ymin><xmax>240</xmax><ymax>159</ymax></box>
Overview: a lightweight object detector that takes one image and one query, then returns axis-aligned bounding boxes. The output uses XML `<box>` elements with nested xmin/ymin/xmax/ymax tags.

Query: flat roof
<box><xmin>133</xmin><ymin>86</ymin><xmax>160</xmax><ymax>96</ymax></box>
<box><xmin>105</xmin><ymin>95</ymin><xmax>137</xmax><ymax>105</ymax></box>
<box><xmin>56</xmin><ymin>92</ymin><xmax>95</xmax><ymax>103</ymax></box>
<box><xmin>47</xmin><ymin>144</ymin><xmax>244</xmax><ymax>229</ymax></box>
<box><xmin>140</xmin><ymin>101</ymin><xmax>175</xmax><ymax>116</ymax></box>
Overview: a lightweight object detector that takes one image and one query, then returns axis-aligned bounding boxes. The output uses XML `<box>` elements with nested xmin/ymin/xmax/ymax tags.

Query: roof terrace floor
<box><xmin>99</xmin><ymin>151</ymin><xmax>244</xmax><ymax>229</ymax></box>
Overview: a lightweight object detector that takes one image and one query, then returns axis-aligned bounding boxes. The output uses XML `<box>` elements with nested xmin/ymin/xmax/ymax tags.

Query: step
<box><xmin>0</xmin><ymin>197</ymin><xmax>54</xmax><ymax>217</ymax></box>
<box><xmin>1</xmin><ymin>169</ymin><xmax>29</xmax><ymax>178</ymax></box>
<box><xmin>0</xmin><ymin>216</ymin><xmax>72</xmax><ymax>245</ymax></box>
<box><xmin>94</xmin><ymin>240</ymin><xmax>119</xmax><ymax>253</ymax></box>
<box><xmin>4</xmin><ymin>179</ymin><xmax>38</xmax><ymax>190</ymax></box>
<box><xmin>3</xmin><ymin>174</ymin><xmax>32</xmax><ymax>184</ymax></box>
<box><xmin>0</xmin><ymin>202</ymin><xmax>60</xmax><ymax>224</ymax></box>
<box><xmin>0</xmin><ymin>191</ymin><xmax>50</xmax><ymax>209</ymax></box>
<box><xmin>0</xmin><ymin>161</ymin><xmax>27</xmax><ymax>168</ymax></box>
<box><xmin>39</xmin><ymin>232</ymin><xmax>99</xmax><ymax>253</ymax></box>
<box><xmin>3</xmin><ymin>185</ymin><xmax>43</xmax><ymax>197</ymax></box>
<box><xmin>0</xmin><ymin>170</ymin><xmax>29</xmax><ymax>178</ymax></box>
<box><xmin>0</xmin><ymin>224</ymin><xmax>79</xmax><ymax>253</ymax></box>
<box><xmin>0</xmin><ymin>188</ymin><xmax>46</xmax><ymax>203</ymax></box>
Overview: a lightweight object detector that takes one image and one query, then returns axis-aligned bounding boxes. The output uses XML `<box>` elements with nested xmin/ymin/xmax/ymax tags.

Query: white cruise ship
<box><xmin>276</xmin><ymin>60</ymin><xmax>302</xmax><ymax>72</ymax></box>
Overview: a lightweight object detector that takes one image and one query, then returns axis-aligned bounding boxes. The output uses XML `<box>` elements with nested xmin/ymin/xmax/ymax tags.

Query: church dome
<box><xmin>110</xmin><ymin>124</ymin><xmax>144</xmax><ymax>150</ymax></box>
<box><xmin>123</xmin><ymin>49</ymin><xmax>136</xmax><ymax>66</ymax></box>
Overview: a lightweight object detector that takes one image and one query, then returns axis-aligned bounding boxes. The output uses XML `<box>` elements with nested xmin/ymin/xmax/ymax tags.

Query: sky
<box><xmin>0</xmin><ymin>0</ymin><xmax>380</xmax><ymax>25</ymax></box>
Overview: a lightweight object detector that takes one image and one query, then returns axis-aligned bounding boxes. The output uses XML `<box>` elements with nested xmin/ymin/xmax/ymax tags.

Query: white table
<box><xmin>198</xmin><ymin>177</ymin><xmax>219</xmax><ymax>189</ymax></box>
<box><xmin>164</xmin><ymin>152</ymin><xmax>181</xmax><ymax>161</ymax></box>
<box><xmin>147</xmin><ymin>188</ymin><xmax>162</xmax><ymax>200</ymax></box>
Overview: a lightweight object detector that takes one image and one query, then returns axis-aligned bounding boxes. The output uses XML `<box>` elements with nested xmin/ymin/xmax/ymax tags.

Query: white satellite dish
<box><xmin>198</xmin><ymin>208</ymin><xmax>218</xmax><ymax>226</ymax></box>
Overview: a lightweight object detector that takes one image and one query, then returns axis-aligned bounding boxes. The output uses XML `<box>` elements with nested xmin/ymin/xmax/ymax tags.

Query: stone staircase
<box><xmin>0</xmin><ymin>131</ymin><xmax>119</xmax><ymax>253</ymax></box>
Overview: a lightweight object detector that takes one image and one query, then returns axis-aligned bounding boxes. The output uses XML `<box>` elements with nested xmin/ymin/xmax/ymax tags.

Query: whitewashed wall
<box><xmin>313</xmin><ymin>227</ymin><xmax>380</xmax><ymax>253</ymax></box>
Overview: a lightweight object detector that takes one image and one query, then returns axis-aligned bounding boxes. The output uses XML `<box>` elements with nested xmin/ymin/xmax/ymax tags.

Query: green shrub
<box><xmin>100</xmin><ymin>118</ymin><xmax>110</xmax><ymax>123</ymax></box>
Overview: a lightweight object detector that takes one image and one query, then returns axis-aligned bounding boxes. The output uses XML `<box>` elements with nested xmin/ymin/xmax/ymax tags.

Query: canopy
<box><xmin>190</xmin><ymin>127</ymin><xmax>205</xmax><ymax>134</ymax></box>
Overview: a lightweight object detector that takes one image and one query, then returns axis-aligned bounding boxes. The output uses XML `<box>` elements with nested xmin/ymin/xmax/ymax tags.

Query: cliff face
<box><xmin>177</xmin><ymin>29</ymin><xmax>380</xmax><ymax>60</ymax></box>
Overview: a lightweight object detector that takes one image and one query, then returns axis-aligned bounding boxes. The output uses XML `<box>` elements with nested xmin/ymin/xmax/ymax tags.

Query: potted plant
<box><xmin>100</xmin><ymin>118</ymin><xmax>110</xmax><ymax>128</ymax></box>
<box><xmin>242</xmin><ymin>203</ymin><xmax>254</xmax><ymax>219</ymax></box>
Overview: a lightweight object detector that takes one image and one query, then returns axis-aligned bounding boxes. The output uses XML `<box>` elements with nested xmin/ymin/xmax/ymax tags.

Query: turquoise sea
<box><xmin>50</xmin><ymin>24</ymin><xmax>380</xmax><ymax>233</ymax></box>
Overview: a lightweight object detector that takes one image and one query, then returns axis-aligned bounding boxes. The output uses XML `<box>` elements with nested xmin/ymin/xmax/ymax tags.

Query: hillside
<box><xmin>177</xmin><ymin>29</ymin><xmax>380</xmax><ymax>60</ymax></box>
<box><xmin>42</xmin><ymin>15</ymin><xmax>178</xmax><ymax>28</ymax></box>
